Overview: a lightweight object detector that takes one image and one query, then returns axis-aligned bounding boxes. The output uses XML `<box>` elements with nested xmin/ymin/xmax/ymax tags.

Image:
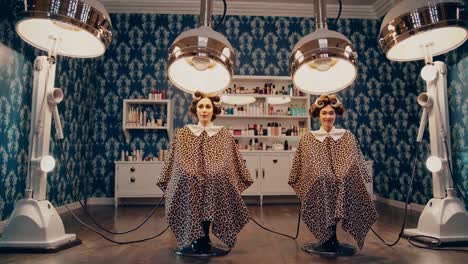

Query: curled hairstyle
<box><xmin>309</xmin><ymin>94</ymin><xmax>345</xmax><ymax>118</ymax></box>
<box><xmin>189</xmin><ymin>91</ymin><xmax>222</xmax><ymax>121</ymax></box>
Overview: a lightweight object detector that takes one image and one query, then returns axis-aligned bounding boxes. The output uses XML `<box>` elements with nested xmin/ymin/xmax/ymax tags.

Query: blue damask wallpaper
<box><xmin>1</xmin><ymin>4</ymin><xmax>467</xmax><ymax>222</ymax></box>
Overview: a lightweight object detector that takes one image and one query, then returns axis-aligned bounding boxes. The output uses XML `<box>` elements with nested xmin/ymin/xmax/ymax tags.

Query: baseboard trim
<box><xmin>55</xmin><ymin>200</ymin><xmax>84</xmax><ymax>214</ymax></box>
<box><xmin>374</xmin><ymin>195</ymin><xmax>425</xmax><ymax>212</ymax></box>
<box><xmin>86</xmin><ymin>197</ymin><xmax>115</xmax><ymax>205</ymax></box>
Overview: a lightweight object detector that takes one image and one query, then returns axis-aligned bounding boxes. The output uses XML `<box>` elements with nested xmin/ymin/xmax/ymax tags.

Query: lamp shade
<box><xmin>379</xmin><ymin>0</ymin><xmax>466</xmax><ymax>61</ymax></box>
<box><xmin>168</xmin><ymin>25</ymin><xmax>235</xmax><ymax>94</ymax></box>
<box><xmin>15</xmin><ymin>0</ymin><xmax>112</xmax><ymax>58</ymax></box>
<box><xmin>290</xmin><ymin>28</ymin><xmax>358</xmax><ymax>95</ymax></box>
<box><xmin>221</xmin><ymin>95</ymin><xmax>256</xmax><ymax>105</ymax></box>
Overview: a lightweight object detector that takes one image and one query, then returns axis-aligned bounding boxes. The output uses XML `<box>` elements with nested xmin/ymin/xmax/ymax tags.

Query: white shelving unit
<box><xmin>218</xmin><ymin>75</ymin><xmax>311</xmax><ymax>151</ymax></box>
<box><xmin>215</xmin><ymin>75</ymin><xmax>311</xmax><ymax>203</ymax></box>
<box><xmin>122</xmin><ymin>99</ymin><xmax>172</xmax><ymax>143</ymax></box>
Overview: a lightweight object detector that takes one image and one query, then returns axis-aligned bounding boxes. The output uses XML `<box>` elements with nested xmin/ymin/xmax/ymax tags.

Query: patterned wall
<box><xmin>1</xmin><ymin>7</ymin><xmax>466</xmax><ymax>221</ymax></box>
<box><xmin>445</xmin><ymin>43</ymin><xmax>468</xmax><ymax>202</ymax></box>
<box><xmin>0</xmin><ymin>0</ymin><xmax>96</xmax><ymax>221</ymax></box>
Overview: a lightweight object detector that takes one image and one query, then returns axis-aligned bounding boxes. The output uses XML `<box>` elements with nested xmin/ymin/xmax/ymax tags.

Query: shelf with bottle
<box><xmin>219</xmin><ymin>100</ymin><xmax>309</xmax><ymax>118</ymax></box>
<box><xmin>235</xmin><ymin>138</ymin><xmax>295</xmax><ymax>152</ymax></box>
<box><xmin>216</xmin><ymin>75</ymin><xmax>311</xmax><ymax>152</ymax></box>
<box><xmin>122</xmin><ymin>98</ymin><xmax>172</xmax><ymax>143</ymax></box>
<box><xmin>226</xmin><ymin>121</ymin><xmax>308</xmax><ymax>138</ymax></box>
<box><xmin>224</xmin><ymin>76</ymin><xmax>305</xmax><ymax>97</ymax></box>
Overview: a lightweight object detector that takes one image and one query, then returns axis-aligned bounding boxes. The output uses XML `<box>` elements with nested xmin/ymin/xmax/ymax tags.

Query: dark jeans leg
<box><xmin>202</xmin><ymin>221</ymin><xmax>211</xmax><ymax>240</ymax></box>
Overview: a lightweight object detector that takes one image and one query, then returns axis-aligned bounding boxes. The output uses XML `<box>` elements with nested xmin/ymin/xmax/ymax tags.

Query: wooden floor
<box><xmin>1</xmin><ymin>202</ymin><xmax>467</xmax><ymax>264</ymax></box>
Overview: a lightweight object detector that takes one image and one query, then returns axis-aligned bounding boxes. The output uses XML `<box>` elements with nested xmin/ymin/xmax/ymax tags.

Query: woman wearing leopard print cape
<box><xmin>289</xmin><ymin>94</ymin><xmax>377</xmax><ymax>255</ymax></box>
<box><xmin>157</xmin><ymin>91</ymin><xmax>253</xmax><ymax>255</ymax></box>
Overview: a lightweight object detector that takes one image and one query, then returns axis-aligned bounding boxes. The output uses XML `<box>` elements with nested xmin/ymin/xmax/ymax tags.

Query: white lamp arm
<box><xmin>416</xmin><ymin>92</ymin><xmax>433</xmax><ymax>142</ymax></box>
<box><xmin>47</xmin><ymin>88</ymin><xmax>64</xmax><ymax>140</ymax></box>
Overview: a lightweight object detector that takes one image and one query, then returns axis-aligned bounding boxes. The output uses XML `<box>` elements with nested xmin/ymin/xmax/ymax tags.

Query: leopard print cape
<box><xmin>288</xmin><ymin>130</ymin><xmax>378</xmax><ymax>249</ymax></box>
<box><xmin>157</xmin><ymin>126</ymin><xmax>253</xmax><ymax>248</ymax></box>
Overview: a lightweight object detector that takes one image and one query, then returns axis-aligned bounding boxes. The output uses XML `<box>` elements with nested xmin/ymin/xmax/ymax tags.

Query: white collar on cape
<box><xmin>186</xmin><ymin>122</ymin><xmax>223</xmax><ymax>137</ymax></box>
<box><xmin>310</xmin><ymin>126</ymin><xmax>346</xmax><ymax>142</ymax></box>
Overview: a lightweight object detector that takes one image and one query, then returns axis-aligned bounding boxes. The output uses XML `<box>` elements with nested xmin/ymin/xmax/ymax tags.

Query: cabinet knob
<box><xmin>262</xmin><ymin>168</ymin><xmax>265</xmax><ymax>179</ymax></box>
<box><xmin>255</xmin><ymin>169</ymin><xmax>258</xmax><ymax>179</ymax></box>
<box><xmin>130</xmin><ymin>176</ymin><xmax>136</xmax><ymax>183</ymax></box>
<box><xmin>130</xmin><ymin>167</ymin><xmax>135</xmax><ymax>172</ymax></box>
<box><xmin>273</xmin><ymin>159</ymin><xmax>278</xmax><ymax>163</ymax></box>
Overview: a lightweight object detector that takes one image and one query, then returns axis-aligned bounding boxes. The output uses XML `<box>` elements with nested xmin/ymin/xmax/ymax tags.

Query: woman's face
<box><xmin>196</xmin><ymin>97</ymin><xmax>213</xmax><ymax>124</ymax></box>
<box><xmin>320</xmin><ymin>104</ymin><xmax>336</xmax><ymax>130</ymax></box>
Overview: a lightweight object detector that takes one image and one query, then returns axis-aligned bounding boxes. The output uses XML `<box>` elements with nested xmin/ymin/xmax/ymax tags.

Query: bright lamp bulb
<box><xmin>290</xmin><ymin>29</ymin><xmax>358</xmax><ymax>95</ymax></box>
<box><xmin>168</xmin><ymin>25</ymin><xmax>235</xmax><ymax>93</ymax></box>
<box><xmin>40</xmin><ymin>155</ymin><xmax>56</xmax><ymax>173</ymax></box>
<box><xmin>426</xmin><ymin>156</ymin><xmax>442</xmax><ymax>173</ymax></box>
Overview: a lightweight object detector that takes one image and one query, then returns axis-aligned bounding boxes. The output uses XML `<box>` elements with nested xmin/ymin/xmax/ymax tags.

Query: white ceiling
<box><xmin>100</xmin><ymin>0</ymin><xmax>400</xmax><ymax>19</ymax></box>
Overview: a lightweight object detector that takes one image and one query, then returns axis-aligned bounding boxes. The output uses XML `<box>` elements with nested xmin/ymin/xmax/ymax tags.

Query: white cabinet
<box><xmin>241</xmin><ymin>151</ymin><xmax>295</xmax><ymax>205</ymax></box>
<box><xmin>114</xmin><ymin>161</ymin><xmax>164</xmax><ymax>207</ymax></box>
<box><xmin>242</xmin><ymin>153</ymin><xmax>262</xmax><ymax>196</ymax></box>
<box><xmin>260</xmin><ymin>154</ymin><xmax>295</xmax><ymax>195</ymax></box>
<box><xmin>122</xmin><ymin>99</ymin><xmax>173</xmax><ymax>143</ymax></box>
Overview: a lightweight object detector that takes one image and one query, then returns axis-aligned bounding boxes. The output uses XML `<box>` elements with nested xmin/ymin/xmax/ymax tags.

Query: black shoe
<box><xmin>176</xmin><ymin>244</ymin><xmax>197</xmax><ymax>256</ymax></box>
<box><xmin>322</xmin><ymin>238</ymin><xmax>339</xmax><ymax>252</ymax></box>
<box><xmin>175</xmin><ymin>240</ymin><xmax>230</xmax><ymax>257</ymax></box>
<box><xmin>191</xmin><ymin>237</ymin><xmax>211</xmax><ymax>254</ymax></box>
<box><xmin>302</xmin><ymin>241</ymin><xmax>356</xmax><ymax>257</ymax></box>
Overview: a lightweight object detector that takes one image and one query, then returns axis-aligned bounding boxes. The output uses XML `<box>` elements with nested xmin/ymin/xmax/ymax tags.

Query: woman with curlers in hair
<box><xmin>157</xmin><ymin>91</ymin><xmax>253</xmax><ymax>256</ymax></box>
<box><xmin>288</xmin><ymin>94</ymin><xmax>377</xmax><ymax>256</ymax></box>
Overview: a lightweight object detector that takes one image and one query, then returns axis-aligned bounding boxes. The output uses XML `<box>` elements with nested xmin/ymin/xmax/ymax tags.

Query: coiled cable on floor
<box><xmin>57</xmin><ymin>140</ymin><xmax>169</xmax><ymax>244</ymax></box>
<box><xmin>58</xmin><ymin>140</ymin><xmax>165</xmax><ymax>235</ymax></box>
<box><xmin>249</xmin><ymin>204</ymin><xmax>301</xmax><ymax>240</ymax></box>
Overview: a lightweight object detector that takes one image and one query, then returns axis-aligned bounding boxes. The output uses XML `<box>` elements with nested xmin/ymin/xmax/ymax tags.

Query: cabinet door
<box><xmin>241</xmin><ymin>154</ymin><xmax>261</xmax><ymax>196</ymax></box>
<box><xmin>260</xmin><ymin>154</ymin><xmax>295</xmax><ymax>195</ymax></box>
<box><xmin>116</xmin><ymin>163</ymin><xmax>164</xmax><ymax>197</ymax></box>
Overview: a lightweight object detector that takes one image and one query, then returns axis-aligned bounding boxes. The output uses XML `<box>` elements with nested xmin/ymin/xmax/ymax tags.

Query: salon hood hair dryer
<box><xmin>380</xmin><ymin>0</ymin><xmax>468</xmax><ymax>244</ymax></box>
<box><xmin>407</xmin><ymin>61</ymin><xmax>468</xmax><ymax>243</ymax></box>
<box><xmin>0</xmin><ymin>0</ymin><xmax>112</xmax><ymax>253</ymax></box>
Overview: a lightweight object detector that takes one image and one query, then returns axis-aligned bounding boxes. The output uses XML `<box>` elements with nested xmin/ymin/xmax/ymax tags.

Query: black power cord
<box><xmin>333</xmin><ymin>0</ymin><xmax>343</xmax><ymax>27</ymax></box>
<box><xmin>370</xmin><ymin>143</ymin><xmax>468</xmax><ymax>252</ymax></box>
<box><xmin>57</xmin><ymin>140</ymin><xmax>170</xmax><ymax>244</ymax></box>
<box><xmin>443</xmin><ymin>139</ymin><xmax>467</xmax><ymax>203</ymax></box>
<box><xmin>57</xmin><ymin>140</ymin><xmax>165</xmax><ymax>235</ymax></box>
<box><xmin>249</xmin><ymin>204</ymin><xmax>301</xmax><ymax>240</ymax></box>
<box><xmin>370</xmin><ymin>144</ymin><xmax>420</xmax><ymax>247</ymax></box>
<box><xmin>214</xmin><ymin>0</ymin><xmax>227</xmax><ymax>31</ymax></box>
<box><xmin>407</xmin><ymin>138</ymin><xmax>468</xmax><ymax>252</ymax></box>
<box><xmin>63</xmin><ymin>202</ymin><xmax>170</xmax><ymax>245</ymax></box>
